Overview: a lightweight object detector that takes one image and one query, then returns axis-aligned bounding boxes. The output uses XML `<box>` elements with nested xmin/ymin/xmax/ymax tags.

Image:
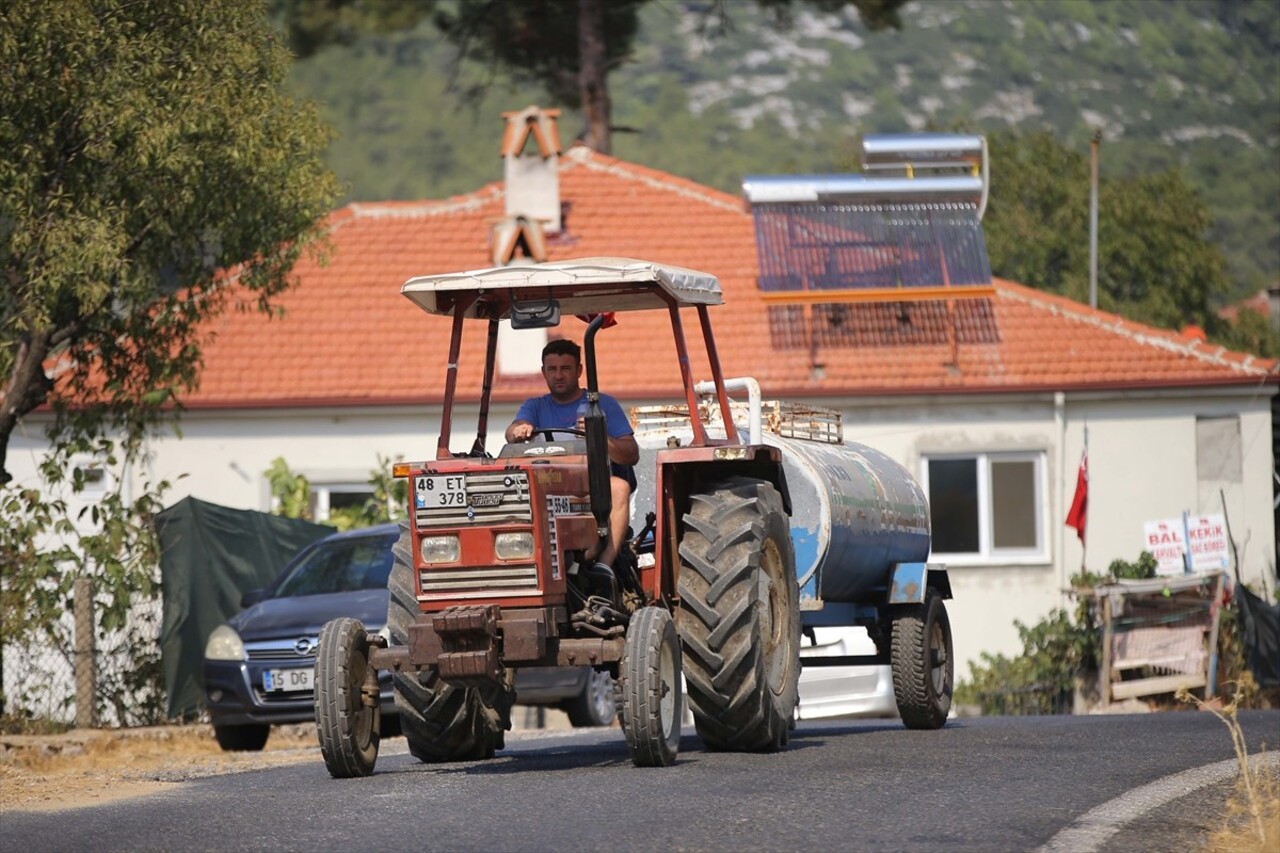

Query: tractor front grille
<box><xmin>419</xmin><ymin>564</ymin><xmax>539</xmax><ymax>597</ymax></box>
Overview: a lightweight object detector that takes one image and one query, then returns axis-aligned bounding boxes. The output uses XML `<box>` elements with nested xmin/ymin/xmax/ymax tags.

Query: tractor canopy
<box><xmin>400</xmin><ymin>257</ymin><xmax>722</xmax><ymax>320</ymax></box>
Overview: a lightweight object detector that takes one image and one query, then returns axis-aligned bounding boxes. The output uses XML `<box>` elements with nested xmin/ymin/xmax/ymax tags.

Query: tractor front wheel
<box><xmin>315</xmin><ymin>617</ymin><xmax>381</xmax><ymax>778</ymax></box>
<box><xmin>619</xmin><ymin>606</ymin><xmax>683</xmax><ymax>767</ymax></box>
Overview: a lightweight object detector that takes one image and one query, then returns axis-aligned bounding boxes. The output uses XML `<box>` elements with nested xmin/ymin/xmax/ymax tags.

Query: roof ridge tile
<box><xmin>339</xmin><ymin>183</ymin><xmax>505</xmax><ymax>224</ymax></box>
<box><xmin>994</xmin><ymin>278</ymin><xmax>1277</xmax><ymax>375</ymax></box>
<box><xmin>563</xmin><ymin>145</ymin><xmax>745</xmax><ymax>215</ymax></box>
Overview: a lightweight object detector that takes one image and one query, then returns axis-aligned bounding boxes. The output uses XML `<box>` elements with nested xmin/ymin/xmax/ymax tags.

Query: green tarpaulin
<box><xmin>156</xmin><ymin>497</ymin><xmax>333</xmax><ymax>720</ymax></box>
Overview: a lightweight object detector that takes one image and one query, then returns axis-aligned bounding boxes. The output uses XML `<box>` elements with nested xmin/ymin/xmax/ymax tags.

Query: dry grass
<box><xmin>5</xmin><ymin>725</ymin><xmax>314</xmax><ymax>772</ymax></box>
<box><xmin>1178</xmin><ymin>687</ymin><xmax>1280</xmax><ymax>852</ymax></box>
<box><xmin>0</xmin><ymin>724</ymin><xmax>319</xmax><ymax>812</ymax></box>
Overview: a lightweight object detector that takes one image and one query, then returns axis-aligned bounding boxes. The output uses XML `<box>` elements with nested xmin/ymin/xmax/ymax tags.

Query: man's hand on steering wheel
<box><xmin>533</xmin><ymin>426</ymin><xmax>586</xmax><ymax>440</ymax></box>
<box><xmin>509</xmin><ymin>422</ymin><xmax>586</xmax><ymax>443</ymax></box>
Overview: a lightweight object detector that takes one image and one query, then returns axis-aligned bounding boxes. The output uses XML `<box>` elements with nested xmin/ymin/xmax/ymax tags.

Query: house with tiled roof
<box><xmin>12</xmin><ymin>109</ymin><xmax>1276</xmax><ymax>674</ymax></box>
<box><xmin>1219</xmin><ymin>285</ymin><xmax>1280</xmax><ymax>328</ymax></box>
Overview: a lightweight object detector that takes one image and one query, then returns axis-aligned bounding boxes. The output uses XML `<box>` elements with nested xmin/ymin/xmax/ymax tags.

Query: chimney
<box><xmin>1269</xmin><ymin>285</ymin><xmax>1280</xmax><ymax>334</ymax></box>
<box><xmin>501</xmin><ymin>105</ymin><xmax>562</xmax><ymax>234</ymax></box>
<box><xmin>493</xmin><ymin>106</ymin><xmax>563</xmax><ymax>377</ymax></box>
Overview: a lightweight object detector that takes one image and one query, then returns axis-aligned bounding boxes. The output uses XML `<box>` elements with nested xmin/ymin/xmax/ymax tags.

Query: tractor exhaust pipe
<box><xmin>582</xmin><ymin>314</ymin><xmax>612</xmax><ymax>542</ymax></box>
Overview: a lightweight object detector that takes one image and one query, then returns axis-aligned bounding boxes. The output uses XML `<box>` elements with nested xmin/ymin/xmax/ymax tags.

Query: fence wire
<box><xmin>2</xmin><ymin>589</ymin><xmax>166</xmax><ymax>728</ymax></box>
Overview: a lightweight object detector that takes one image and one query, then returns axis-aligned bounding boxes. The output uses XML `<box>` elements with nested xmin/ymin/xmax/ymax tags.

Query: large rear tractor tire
<box><xmin>315</xmin><ymin>617</ymin><xmax>381</xmax><ymax>778</ymax></box>
<box><xmin>387</xmin><ymin>521</ymin><xmax>505</xmax><ymax>762</ymax></box>
<box><xmin>619</xmin><ymin>606</ymin><xmax>683</xmax><ymax>767</ymax></box>
<box><xmin>676</xmin><ymin>478</ymin><xmax>800</xmax><ymax>752</ymax></box>
<box><xmin>891</xmin><ymin>589</ymin><xmax>954</xmax><ymax>729</ymax></box>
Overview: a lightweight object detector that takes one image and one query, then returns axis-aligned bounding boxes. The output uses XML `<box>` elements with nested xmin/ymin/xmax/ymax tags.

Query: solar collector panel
<box><xmin>752</xmin><ymin>202</ymin><xmax>992</xmax><ymax>294</ymax></box>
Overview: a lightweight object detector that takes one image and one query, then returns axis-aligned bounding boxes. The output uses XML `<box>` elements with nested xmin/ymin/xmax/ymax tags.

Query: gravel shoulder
<box><xmin>0</xmin><ymin>724</ymin><xmax>321</xmax><ymax>813</ymax></box>
<box><xmin>1</xmin><ymin>710</ymin><xmax>578</xmax><ymax>814</ymax></box>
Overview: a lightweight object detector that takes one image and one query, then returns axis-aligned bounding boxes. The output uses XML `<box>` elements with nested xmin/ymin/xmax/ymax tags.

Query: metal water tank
<box><xmin>767</xmin><ymin>434</ymin><xmax>930</xmax><ymax>603</ymax></box>
<box><xmin>632</xmin><ymin>425</ymin><xmax>930</xmax><ymax>604</ymax></box>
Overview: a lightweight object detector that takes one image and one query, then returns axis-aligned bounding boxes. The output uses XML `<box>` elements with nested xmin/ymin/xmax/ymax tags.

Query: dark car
<box><xmin>203</xmin><ymin>523</ymin><xmax>615</xmax><ymax>751</ymax></box>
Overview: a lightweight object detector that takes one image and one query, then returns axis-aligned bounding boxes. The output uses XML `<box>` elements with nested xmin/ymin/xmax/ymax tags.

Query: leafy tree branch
<box><xmin>0</xmin><ymin>0</ymin><xmax>340</xmax><ymax>485</ymax></box>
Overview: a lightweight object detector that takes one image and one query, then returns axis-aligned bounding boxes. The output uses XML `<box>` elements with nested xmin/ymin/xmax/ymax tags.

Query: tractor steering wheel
<box><xmin>534</xmin><ymin>427</ymin><xmax>586</xmax><ymax>440</ymax></box>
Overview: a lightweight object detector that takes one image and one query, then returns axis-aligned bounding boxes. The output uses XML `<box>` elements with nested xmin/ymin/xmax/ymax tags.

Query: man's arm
<box><xmin>607</xmin><ymin>433</ymin><xmax>640</xmax><ymax>466</ymax></box>
<box><xmin>505</xmin><ymin>419</ymin><xmax>534</xmax><ymax>443</ymax></box>
<box><xmin>596</xmin><ymin>394</ymin><xmax>639</xmax><ymax>465</ymax></box>
<box><xmin>506</xmin><ymin>398</ymin><xmax>539</xmax><ymax>443</ymax></box>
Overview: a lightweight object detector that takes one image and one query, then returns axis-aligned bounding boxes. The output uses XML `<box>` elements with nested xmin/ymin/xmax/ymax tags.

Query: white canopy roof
<box><xmin>401</xmin><ymin>257</ymin><xmax>722</xmax><ymax>318</ymax></box>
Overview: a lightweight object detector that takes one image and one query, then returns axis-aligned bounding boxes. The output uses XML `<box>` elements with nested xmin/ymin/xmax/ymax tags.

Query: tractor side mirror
<box><xmin>510</xmin><ymin>298</ymin><xmax>561</xmax><ymax>329</ymax></box>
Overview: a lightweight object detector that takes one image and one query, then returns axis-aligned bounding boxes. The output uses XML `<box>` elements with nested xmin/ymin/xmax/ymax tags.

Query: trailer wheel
<box><xmin>891</xmin><ymin>589</ymin><xmax>954</xmax><ymax>729</ymax></box>
<box><xmin>620</xmin><ymin>606</ymin><xmax>682</xmax><ymax>767</ymax></box>
<box><xmin>676</xmin><ymin>478</ymin><xmax>800</xmax><ymax>752</ymax></box>
<box><xmin>315</xmin><ymin>617</ymin><xmax>380</xmax><ymax>778</ymax></box>
<box><xmin>387</xmin><ymin>522</ymin><xmax>504</xmax><ymax>763</ymax></box>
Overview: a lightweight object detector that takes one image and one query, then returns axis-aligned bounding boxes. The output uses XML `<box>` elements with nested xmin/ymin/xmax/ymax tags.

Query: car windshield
<box><xmin>273</xmin><ymin>532</ymin><xmax>396</xmax><ymax>598</ymax></box>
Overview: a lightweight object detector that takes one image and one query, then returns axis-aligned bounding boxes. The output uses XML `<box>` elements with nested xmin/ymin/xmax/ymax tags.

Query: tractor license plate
<box><xmin>263</xmin><ymin>668</ymin><xmax>313</xmax><ymax>693</ymax></box>
<box><xmin>416</xmin><ymin>474</ymin><xmax>467</xmax><ymax>508</ymax></box>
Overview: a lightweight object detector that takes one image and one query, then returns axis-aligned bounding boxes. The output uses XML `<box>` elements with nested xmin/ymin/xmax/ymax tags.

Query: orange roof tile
<box><xmin>185</xmin><ymin>147</ymin><xmax>1277</xmax><ymax>411</ymax></box>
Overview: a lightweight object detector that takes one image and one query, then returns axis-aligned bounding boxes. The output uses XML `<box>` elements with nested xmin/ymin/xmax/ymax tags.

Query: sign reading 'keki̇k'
<box><xmin>1142</xmin><ymin>513</ymin><xmax>1230</xmax><ymax>576</ymax></box>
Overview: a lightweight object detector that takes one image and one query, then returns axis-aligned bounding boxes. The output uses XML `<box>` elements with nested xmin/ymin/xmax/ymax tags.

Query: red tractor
<box><xmin>314</xmin><ymin>257</ymin><xmax>952</xmax><ymax>777</ymax></box>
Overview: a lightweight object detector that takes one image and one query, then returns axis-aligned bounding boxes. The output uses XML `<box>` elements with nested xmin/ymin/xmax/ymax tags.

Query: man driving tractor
<box><xmin>504</xmin><ymin>338</ymin><xmax>639</xmax><ymax>586</ymax></box>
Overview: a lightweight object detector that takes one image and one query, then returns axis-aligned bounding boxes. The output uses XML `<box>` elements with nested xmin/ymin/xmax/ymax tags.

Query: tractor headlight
<box><xmin>204</xmin><ymin>625</ymin><xmax>245</xmax><ymax>661</ymax></box>
<box><xmin>420</xmin><ymin>535</ymin><xmax>460</xmax><ymax>564</ymax></box>
<box><xmin>494</xmin><ymin>532</ymin><xmax>534</xmax><ymax>561</ymax></box>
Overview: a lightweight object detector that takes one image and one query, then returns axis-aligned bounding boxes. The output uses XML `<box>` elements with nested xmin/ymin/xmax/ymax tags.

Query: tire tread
<box><xmin>620</xmin><ymin>606</ymin><xmax>681</xmax><ymax>766</ymax></box>
<box><xmin>891</xmin><ymin>590</ymin><xmax>953</xmax><ymax>730</ymax></box>
<box><xmin>315</xmin><ymin>617</ymin><xmax>379</xmax><ymax>778</ymax></box>
<box><xmin>675</xmin><ymin>478</ymin><xmax>799</xmax><ymax>753</ymax></box>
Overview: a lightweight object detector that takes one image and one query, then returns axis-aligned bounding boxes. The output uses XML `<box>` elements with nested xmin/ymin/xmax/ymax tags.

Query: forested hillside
<box><xmin>286</xmin><ymin>0</ymin><xmax>1278</xmax><ymax>304</ymax></box>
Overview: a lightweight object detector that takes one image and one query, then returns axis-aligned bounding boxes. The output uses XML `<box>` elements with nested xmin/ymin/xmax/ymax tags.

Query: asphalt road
<box><xmin>6</xmin><ymin>710</ymin><xmax>1277</xmax><ymax>852</ymax></box>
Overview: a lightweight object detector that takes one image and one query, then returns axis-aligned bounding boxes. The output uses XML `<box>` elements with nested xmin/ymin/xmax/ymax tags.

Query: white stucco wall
<box><xmin>7</xmin><ymin>384</ymin><xmax>1275</xmax><ymax>680</ymax></box>
<box><xmin>821</xmin><ymin>387</ymin><xmax>1276</xmax><ymax>675</ymax></box>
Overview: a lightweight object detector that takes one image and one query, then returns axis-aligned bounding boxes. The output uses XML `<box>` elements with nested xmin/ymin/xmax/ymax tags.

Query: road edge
<box><xmin>1039</xmin><ymin>751</ymin><xmax>1279</xmax><ymax>853</ymax></box>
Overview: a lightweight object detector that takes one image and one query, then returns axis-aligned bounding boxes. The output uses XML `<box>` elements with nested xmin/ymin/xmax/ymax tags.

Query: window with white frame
<box><xmin>922</xmin><ymin>451</ymin><xmax>1046</xmax><ymax>561</ymax></box>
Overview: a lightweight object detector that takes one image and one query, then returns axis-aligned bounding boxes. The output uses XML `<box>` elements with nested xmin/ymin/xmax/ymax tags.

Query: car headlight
<box><xmin>494</xmin><ymin>532</ymin><xmax>534</xmax><ymax>560</ymax></box>
<box><xmin>205</xmin><ymin>624</ymin><xmax>245</xmax><ymax>661</ymax></box>
<box><xmin>421</xmin><ymin>535</ymin><xmax>460</xmax><ymax>564</ymax></box>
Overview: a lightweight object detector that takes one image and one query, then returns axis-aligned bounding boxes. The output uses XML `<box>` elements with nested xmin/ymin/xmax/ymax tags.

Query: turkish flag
<box><xmin>1065</xmin><ymin>449</ymin><xmax>1088</xmax><ymax>542</ymax></box>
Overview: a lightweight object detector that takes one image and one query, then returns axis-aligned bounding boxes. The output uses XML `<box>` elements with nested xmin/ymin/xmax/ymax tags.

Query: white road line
<box><xmin>1039</xmin><ymin>751</ymin><xmax>1279</xmax><ymax>853</ymax></box>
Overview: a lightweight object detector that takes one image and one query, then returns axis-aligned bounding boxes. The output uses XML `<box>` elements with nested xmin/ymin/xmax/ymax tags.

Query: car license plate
<box><xmin>263</xmin><ymin>668</ymin><xmax>314</xmax><ymax>693</ymax></box>
<box><xmin>416</xmin><ymin>474</ymin><xmax>467</xmax><ymax>508</ymax></box>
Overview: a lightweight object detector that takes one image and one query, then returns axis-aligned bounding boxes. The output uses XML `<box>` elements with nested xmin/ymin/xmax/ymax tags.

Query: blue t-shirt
<box><xmin>515</xmin><ymin>391</ymin><xmax>633</xmax><ymax>439</ymax></box>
